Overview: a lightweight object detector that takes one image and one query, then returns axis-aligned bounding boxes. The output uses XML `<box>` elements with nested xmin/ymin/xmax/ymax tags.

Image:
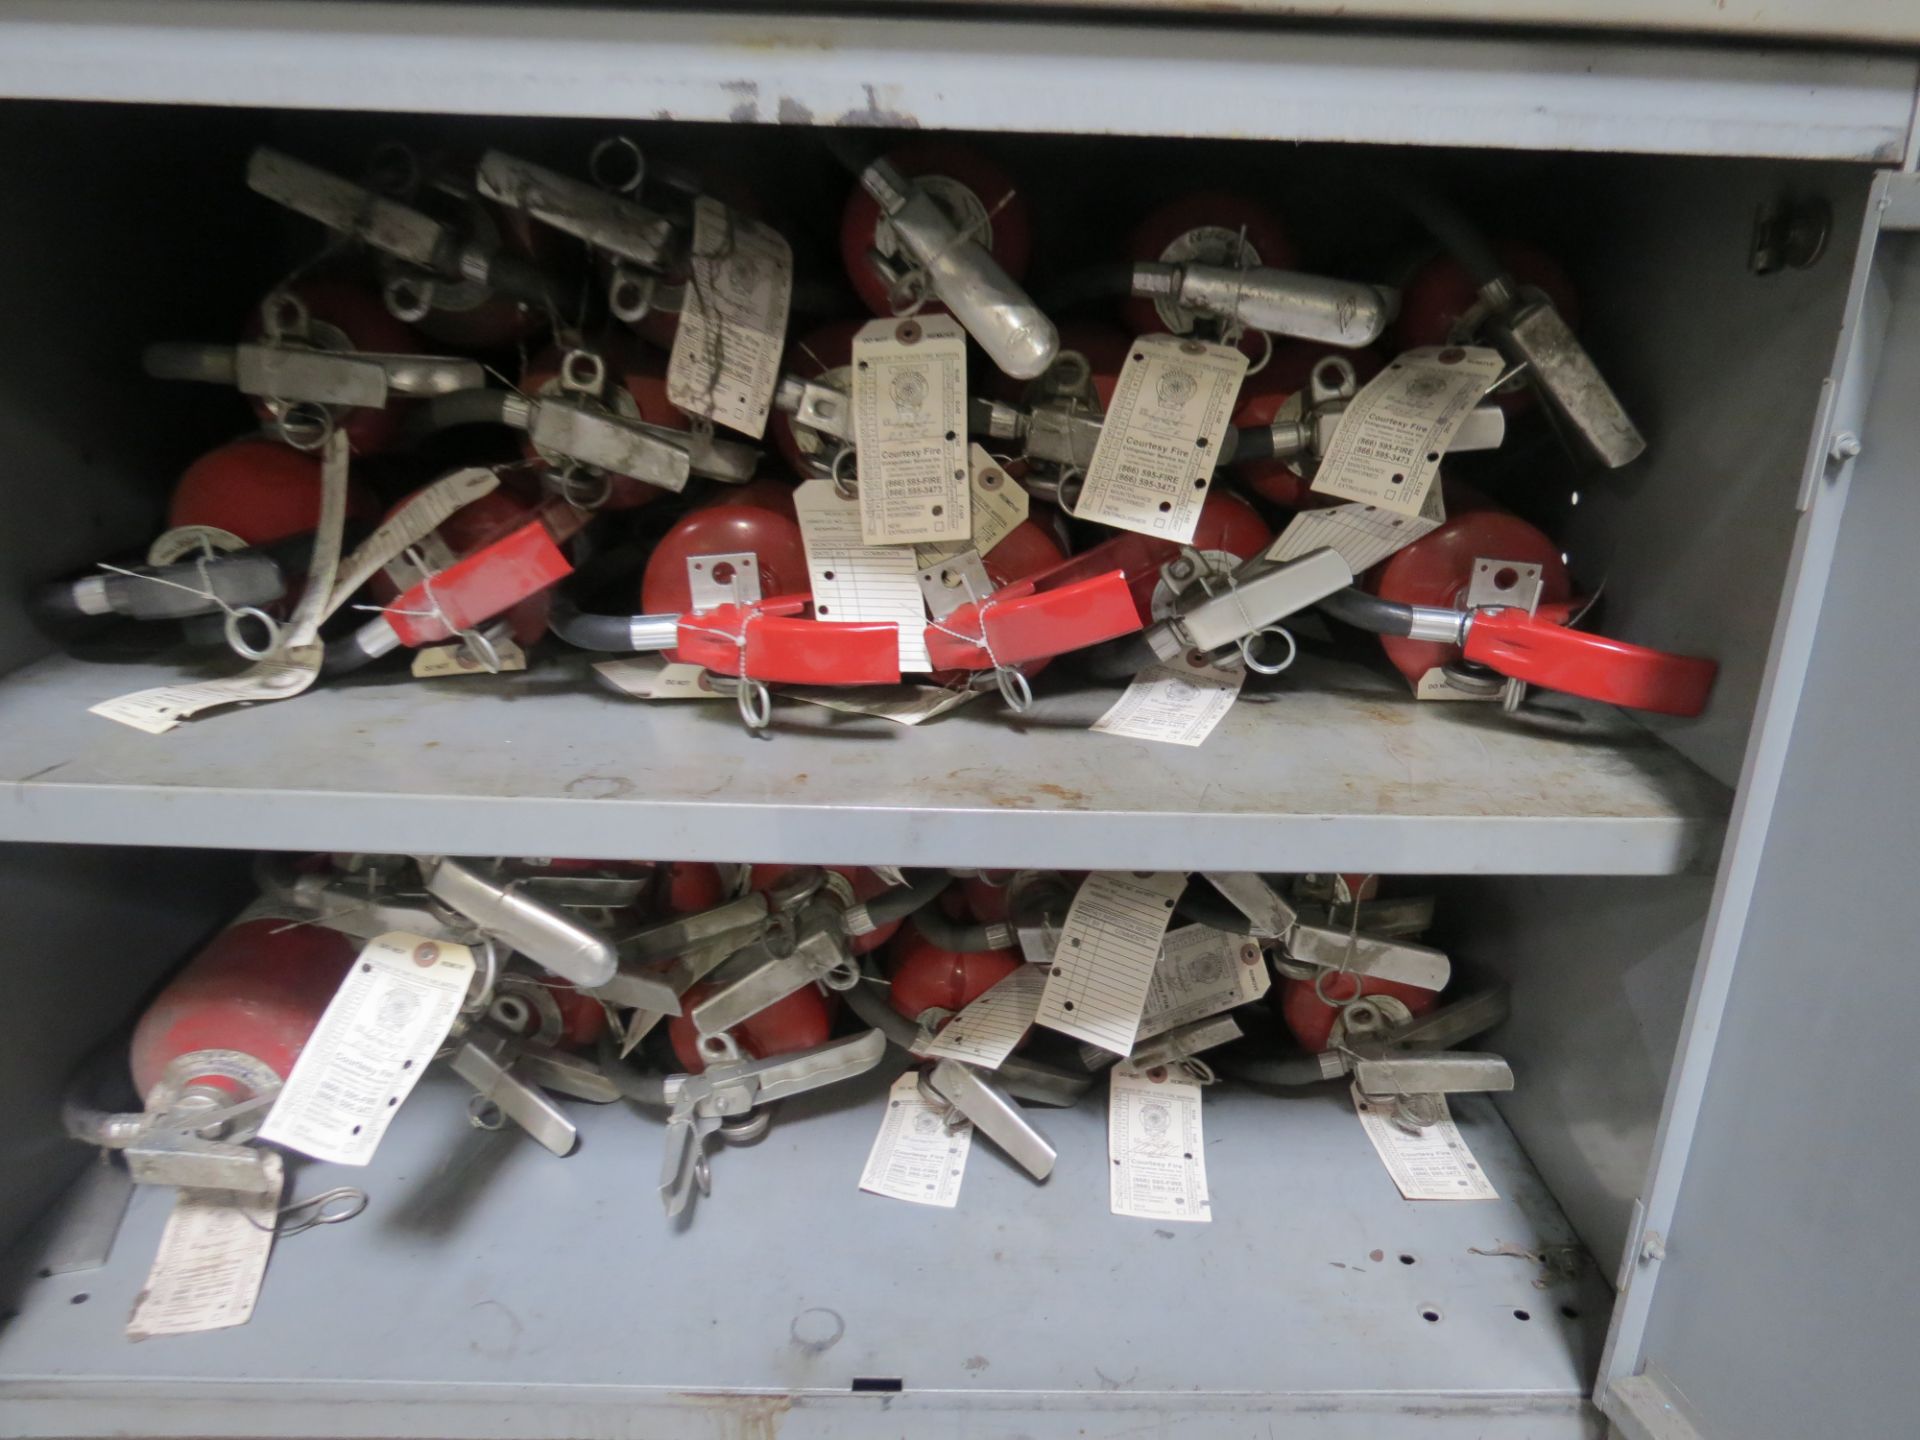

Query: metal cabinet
<box><xmin>0</xmin><ymin>7</ymin><xmax>1912</xmax><ymax>1438</ymax></box>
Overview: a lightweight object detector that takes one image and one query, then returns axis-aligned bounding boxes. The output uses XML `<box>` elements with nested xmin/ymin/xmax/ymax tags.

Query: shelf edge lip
<box><xmin>0</xmin><ymin>784</ymin><xmax>1725</xmax><ymax>874</ymax></box>
<box><xmin>0</xmin><ymin>1378</ymin><xmax>1600</xmax><ymax>1435</ymax></box>
<box><xmin>0</xmin><ymin>2</ymin><xmax>1908</xmax><ymax>162</ymax></box>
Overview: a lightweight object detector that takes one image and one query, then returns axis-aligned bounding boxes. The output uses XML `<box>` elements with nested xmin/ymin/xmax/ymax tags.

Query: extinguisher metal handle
<box><xmin>446</xmin><ymin>1030</ymin><xmax>581</xmax><ymax>1157</ymax></box>
<box><xmin>1151</xmin><ymin>547</ymin><xmax>1355</xmax><ymax>662</ymax></box>
<box><xmin>1480</xmin><ymin>285</ymin><xmax>1646</xmax><ymax>469</ymax></box>
<box><xmin>514</xmin><ymin>396</ymin><xmax>693</xmax><ymax>492</ymax></box>
<box><xmin>925</xmin><ymin>570</ymin><xmax>1144</xmax><ymax>671</ymax></box>
<box><xmin>475</xmin><ymin>150</ymin><xmax>675</xmax><ymax>270</ymax></box>
<box><xmin>861</xmin><ymin>158</ymin><xmax>1059</xmax><ymax>381</ymax></box>
<box><xmin>148</xmin><ymin>342</ymin><xmax>488</xmax><ymax>412</ymax></box>
<box><xmin>919</xmin><ymin>1059</ymin><xmax>1056</xmax><ymax>1181</ymax></box>
<box><xmin>248</xmin><ymin>147</ymin><xmax>452</xmax><ymax>272</ymax></box>
<box><xmin>688</xmin><ymin>910</ymin><xmax>855</xmax><ymax>1037</ymax></box>
<box><xmin>624</xmin><ymin>893</ymin><xmax>774</xmax><ymax>964</ymax></box>
<box><xmin>1352</xmin><ymin>1051</ymin><xmax>1515</xmax><ymax>1102</ymax></box>
<box><xmin>1132</xmin><ymin>261</ymin><xmax>1397</xmax><ymax>349</ymax></box>
<box><xmin>383</xmin><ymin>519</ymin><xmax>574</xmax><ymax>648</ymax></box>
<box><xmin>676</xmin><ymin>600</ymin><xmax>901</xmax><ymax>686</ymax></box>
<box><xmin>419</xmin><ymin>857</ymin><xmax>623</xmax><ymax>992</ymax></box>
<box><xmin>1462</xmin><ymin>607</ymin><xmax>1717</xmax><ymax>717</ymax></box>
<box><xmin>1284</xmin><ymin>922</ymin><xmax>1452</xmax><ymax>992</ymax></box>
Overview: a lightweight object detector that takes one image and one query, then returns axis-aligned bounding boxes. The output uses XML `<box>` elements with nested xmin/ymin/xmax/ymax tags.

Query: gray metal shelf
<box><xmin>0</xmin><ymin>1</ymin><xmax>1910</xmax><ymax>162</ymax></box>
<box><xmin>0</xmin><ymin>1069</ymin><xmax>1610</xmax><ymax>1440</ymax></box>
<box><xmin>0</xmin><ymin>649</ymin><xmax>1729</xmax><ymax>873</ymax></box>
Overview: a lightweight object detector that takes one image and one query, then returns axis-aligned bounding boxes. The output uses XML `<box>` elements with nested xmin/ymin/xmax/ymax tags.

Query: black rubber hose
<box><xmin>1316</xmin><ymin>586</ymin><xmax>1417</xmax><ymax>638</ymax></box>
<box><xmin>910</xmin><ymin>906</ymin><xmax>1012</xmax><ymax>954</ymax></box>
<box><xmin>399</xmin><ymin>388</ymin><xmax>516</xmax><ymax>447</ymax></box>
<box><xmin>598</xmin><ymin>1034</ymin><xmax>670</xmax><ymax>1106</ymax></box>
<box><xmin>1392</xmin><ymin>179</ymin><xmax>1507</xmax><ymax>290</ymax></box>
<box><xmin>1224</xmin><ymin>425</ymin><xmax>1277</xmax><ymax>463</ymax></box>
<box><xmin>858</xmin><ymin>871</ymin><xmax>951</xmax><ymax>929</ymax></box>
<box><xmin>320</xmin><ymin>630</ymin><xmax>385</xmax><ymax>677</ymax></box>
<box><xmin>1081</xmin><ymin>632</ymin><xmax>1162</xmax><ymax>684</ymax></box>
<box><xmin>548</xmin><ymin>596</ymin><xmax>644</xmax><ymax>653</ymax></box>
<box><xmin>1223</xmin><ymin>1051</ymin><xmax>1345</xmax><ymax>1087</ymax></box>
<box><xmin>1174</xmin><ymin>882</ymin><xmax>1259</xmax><ymax>935</ymax></box>
<box><xmin>1041</xmin><ymin>262</ymin><xmax>1136</xmax><ymax>314</ymax></box>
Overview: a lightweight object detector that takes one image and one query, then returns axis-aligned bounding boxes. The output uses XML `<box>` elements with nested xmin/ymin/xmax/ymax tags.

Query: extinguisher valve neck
<box><xmin>1130</xmin><ymin>262</ymin><xmax>1179</xmax><ymax>299</ymax></box>
<box><xmin>1407</xmin><ymin>606</ymin><xmax>1472</xmax><ymax>645</ymax></box>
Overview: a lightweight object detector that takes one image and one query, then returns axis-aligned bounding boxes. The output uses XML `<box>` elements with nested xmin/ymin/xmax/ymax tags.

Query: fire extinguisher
<box><xmin>667</xmin><ymin>979</ymin><xmax>833</xmax><ymax>1074</ymax></box>
<box><xmin>128</xmin><ymin>913</ymin><xmax>360</xmax><ymax>1102</ymax></box>
<box><xmin>638</xmin><ymin>499</ymin><xmax>813</xmax><ymax>661</ymax></box>
<box><xmin>839</xmin><ymin>142</ymin><xmax>1034</xmax><ymax>323</ymax></box>
<box><xmin>887</xmin><ymin>922</ymin><xmax>1022</xmax><ymax>1022</ymax></box>
<box><xmin>167</xmin><ymin>437</ymin><xmax>379</xmax><ymax>547</ymax></box>
<box><xmin>1324</xmin><ymin>509</ymin><xmax>1718</xmax><ymax>715</ymax></box>
<box><xmin>1231</xmin><ymin>342</ymin><xmax>1386</xmax><ymax>509</ymax></box>
<box><xmin>1369</xmin><ymin>511</ymin><xmax>1571</xmax><ymax>696</ymax></box>
<box><xmin>1122</xmin><ymin>192</ymin><xmax>1295</xmax><ymax>346</ymax></box>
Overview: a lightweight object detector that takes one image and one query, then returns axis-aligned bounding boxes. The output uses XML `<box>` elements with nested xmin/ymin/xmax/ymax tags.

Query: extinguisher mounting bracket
<box><xmin>686</xmin><ymin>552</ymin><xmax>763</xmax><ymax>611</ymax></box>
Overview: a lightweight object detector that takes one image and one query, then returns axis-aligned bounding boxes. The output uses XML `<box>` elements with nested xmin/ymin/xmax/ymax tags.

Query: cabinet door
<box><xmin>1601</xmin><ymin>171</ymin><xmax>1920</xmax><ymax>1438</ymax></box>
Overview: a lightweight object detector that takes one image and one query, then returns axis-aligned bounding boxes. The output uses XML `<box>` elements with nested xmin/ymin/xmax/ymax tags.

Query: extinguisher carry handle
<box><xmin>925</xmin><ymin>570</ymin><xmax>1143</xmax><ymax>670</ymax></box>
<box><xmin>386</xmin><ymin>518</ymin><xmax>574</xmax><ymax>646</ymax></box>
<box><xmin>1462</xmin><ymin>607</ymin><xmax>1717</xmax><ymax>717</ymax></box>
<box><xmin>676</xmin><ymin>599</ymin><xmax>900</xmax><ymax>685</ymax></box>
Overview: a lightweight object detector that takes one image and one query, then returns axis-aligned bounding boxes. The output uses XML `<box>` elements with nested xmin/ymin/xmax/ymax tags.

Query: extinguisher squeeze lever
<box><xmin>1130</xmin><ymin>262</ymin><xmax>1398</xmax><ymax>348</ymax></box>
<box><xmin>475</xmin><ymin>150</ymin><xmax>676</xmax><ymax>271</ymax></box>
<box><xmin>418</xmin><ymin>856</ymin><xmax>636</xmax><ymax>994</ymax></box>
<box><xmin>853</xmin><ymin>156</ymin><xmax>1059</xmax><ymax>381</ymax></box>
<box><xmin>1086</xmin><ymin>548</ymin><xmax>1354</xmax><ymax>681</ymax></box>
<box><xmin>246</xmin><ymin>148</ymin><xmax>555</xmax><ymax>310</ymax></box>
<box><xmin>658</xmin><ymin>1028</ymin><xmax>888</xmax><ymax>1216</ymax></box>
<box><xmin>143</xmin><ymin>340</ymin><xmax>484</xmax><ymax>412</ymax></box>
<box><xmin>918</xmin><ymin>1059</ymin><xmax>1057</xmax><ymax>1181</ymax></box>
<box><xmin>1315</xmin><ymin>587</ymin><xmax>1718</xmax><ymax>717</ymax></box>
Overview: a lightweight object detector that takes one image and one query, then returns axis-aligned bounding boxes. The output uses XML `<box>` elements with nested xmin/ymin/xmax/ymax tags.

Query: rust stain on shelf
<box><xmin>676</xmin><ymin>1392</ymin><xmax>793</xmax><ymax>1439</ymax></box>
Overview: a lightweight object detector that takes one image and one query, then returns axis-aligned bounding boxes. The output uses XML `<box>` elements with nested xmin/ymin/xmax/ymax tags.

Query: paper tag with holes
<box><xmin>1109</xmin><ymin>1065</ymin><xmax>1211</xmax><ymax>1222</ymax></box>
<box><xmin>1354</xmin><ymin>1092</ymin><xmax>1499</xmax><ymax>1200</ymax></box>
<box><xmin>859</xmin><ymin>1071</ymin><xmax>972</xmax><ymax>1208</ymax></box>
<box><xmin>412</xmin><ymin>637</ymin><xmax>527</xmax><ymax>678</ymax></box>
<box><xmin>1076</xmin><ymin>335</ymin><xmax>1247</xmax><ymax>543</ymax></box>
<box><xmin>793</xmin><ymin>478</ymin><xmax>934</xmax><ymax>672</ymax></box>
<box><xmin>667</xmin><ymin>197</ymin><xmax>793</xmax><ymax>439</ymax></box>
<box><xmin>785</xmin><ymin>682</ymin><xmax>975</xmax><ymax>724</ymax></box>
<box><xmin>126</xmin><ymin>1152</ymin><xmax>283</xmax><ymax>1340</ymax></box>
<box><xmin>1037</xmin><ymin>871</ymin><xmax>1188</xmax><ymax>1055</ymax></box>
<box><xmin>595</xmin><ymin>658</ymin><xmax>726</xmax><ymax>700</ymax></box>
<box><xmin>1138</xmin><ymin>925</ymin><xmax>1270</xmax><ymax>1041</ymax></box>
<box><xmin>915</xmin><ymin>446</ymin><xmax>1030</xmax><ymax>566</ymax></box>
<box><xmin>921</xmin><ymin>963</ymin><xmax>1049</xmax><ymax>1068</ymax></box>
<box><xmin>1267</xmin><ymin>495</ymin><xmax>1445</xmax><ymax>575</ymax></box>
<box><xmin>851</xmin><ymin>315</ymin><xmax>970</xmax><ymax>545</ymax></box>
<box><xmin>1311</xmin><ymin>346</ymin><xmax>1504</xmax><ymax>518</ymax></box>
<box><xmin>258</xmin><ymin>933</ymin><xmax>475</xmax><ymax>1166</ymax></box>
<box><xmin>89</xmin><ymin>646</ymin><xmax>324</xmax><ymax>735</ymax></box>
<box><xmin>1091</xmin><ymin>651</ymin><xmax>1243</xmax><ymax>748</ymax></box>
